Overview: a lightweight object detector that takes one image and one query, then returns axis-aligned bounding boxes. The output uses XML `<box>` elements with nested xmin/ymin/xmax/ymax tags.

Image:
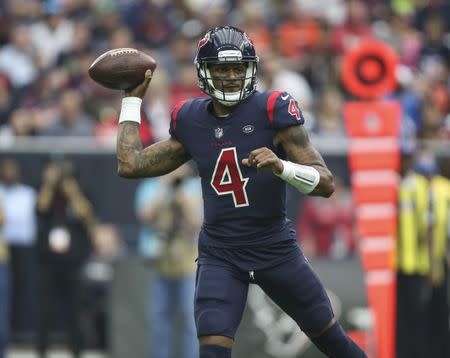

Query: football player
<box><xmin>116</xmin><ymin>26</ymin><xmax>367</xmax><ymax>358</ymax></box>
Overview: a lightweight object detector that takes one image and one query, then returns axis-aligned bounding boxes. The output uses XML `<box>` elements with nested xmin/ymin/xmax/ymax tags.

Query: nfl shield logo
<box><xmin>214</xmin><ymin>127</ymin><xmax>224</xmax><ymax>139</ymax></box>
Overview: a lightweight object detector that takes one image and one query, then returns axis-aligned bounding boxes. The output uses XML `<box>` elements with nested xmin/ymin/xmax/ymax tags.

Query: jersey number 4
<box><xmin>288</xmin><ymin>99</ymin><xmax>302</xmax><ymax>121</ymax></box>
<box><xmin>211</xmin><ymin>147</ymin><xmax>249</xmax><ymax>207</ymax></box>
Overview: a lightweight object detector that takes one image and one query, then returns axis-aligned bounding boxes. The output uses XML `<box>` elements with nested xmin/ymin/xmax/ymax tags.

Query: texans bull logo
<box><xmin>198</xmin><ymin>32</ymin><xmax>210</xmax><ymax>49</ymax></box>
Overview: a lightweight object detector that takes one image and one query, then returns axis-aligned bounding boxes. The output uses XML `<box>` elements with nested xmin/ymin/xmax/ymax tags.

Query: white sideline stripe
<box><xmin>357</xmin><ymin>203</ymin><xmax>396</xmax><ymax>218</ymax></box>
<box><xmin>352</xmin><ymin>170</ymin><xmax>400</xmax><ymax>185</ymax></box>
<box><xmin>360</xmin><ymin>237</ymin><xmax>394</xmax><ymax>252</ymax></box>
<box><xmin>365</xmin><ymin>270</ymin><xmax>395</xmax><ymax>285</ymax></box>
<box><xmin>350</xmin><ymin>137</ymin><xmax>398</xmax><ymax>152</ymax></box>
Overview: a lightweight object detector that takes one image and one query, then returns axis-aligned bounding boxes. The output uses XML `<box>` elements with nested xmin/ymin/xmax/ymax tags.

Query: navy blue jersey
<box><xmin>169</xmin><ymin>90</ymin><xmax>305</xmax><ymax>247</ymax></box>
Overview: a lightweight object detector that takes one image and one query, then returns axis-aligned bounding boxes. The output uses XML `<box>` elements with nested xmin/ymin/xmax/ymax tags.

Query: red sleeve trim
<box><xmin>266</xmin><ymin>91</ymin><xmax>282</xmax><ymax>126</ymax></box>
<box><xmin>171</xmin><ymin>100</ymin><xmax>187</xmax><ymax>131</ymax></box>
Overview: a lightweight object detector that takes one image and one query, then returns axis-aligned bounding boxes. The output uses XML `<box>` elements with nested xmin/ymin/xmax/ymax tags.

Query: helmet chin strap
<box><xmin>217</xmin><ymin>97</ymin><xmax>240</xmax><ymax>106</ymax></box>
<box><xmin>213</xmin><ymin>87</ymin><xmax>242</xmax><ymax>106</ymax></box>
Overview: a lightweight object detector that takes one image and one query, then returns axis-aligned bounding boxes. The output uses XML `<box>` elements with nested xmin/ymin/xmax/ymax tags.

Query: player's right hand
<box><xmin>124</xmin><ymin>69</ymin><xmax>153</xmax><ymax>99</ymax></box>
<box><xmin>242</xmin><ymin>147</ymin><xmax>284</xmax><ymax>174</ymax></box>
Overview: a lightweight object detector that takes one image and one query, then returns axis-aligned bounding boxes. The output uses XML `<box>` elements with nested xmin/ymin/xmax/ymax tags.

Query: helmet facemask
<box><xmin>196</xmin><ymin>57</ymin><xmax>258</xmax><ymax>106</ymax></box>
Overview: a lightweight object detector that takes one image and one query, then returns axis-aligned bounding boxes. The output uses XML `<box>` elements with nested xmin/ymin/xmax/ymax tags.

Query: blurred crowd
<box><xmin>0</xmin><ymin>157</ymin><xmax>122</xmax><ymax>357</ymax></box>
<box><xmin>0</xmin><ymin>0</ymin><xmax>448</xmax><ymax>147</ymax></box>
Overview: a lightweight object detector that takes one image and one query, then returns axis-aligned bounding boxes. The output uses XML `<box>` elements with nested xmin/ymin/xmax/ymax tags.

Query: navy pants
<box><xmin>194</xmin><ymin>247</ymin><xmax>334</xmax><ymax>339</ymax></box>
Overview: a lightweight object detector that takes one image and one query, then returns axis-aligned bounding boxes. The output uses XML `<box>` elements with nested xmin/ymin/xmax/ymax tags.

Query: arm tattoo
<box><xmin>277</xmin><ymin>125</ymin><xmax>335</xmax><ymax>197</ymax></box>
<box><xmin>116</xmin><ymin>122</ymin><xmax>190</xmax><ymax>178</ymax></box>
<box><xmin>280</xmin><ymin>126</ymin><xmax>327</xmax><ymax>168</ymax></box>
<box><xmin>137</xmin><ymin>139</ymin><xmax>190</xmax><ymax>174</ymax></box>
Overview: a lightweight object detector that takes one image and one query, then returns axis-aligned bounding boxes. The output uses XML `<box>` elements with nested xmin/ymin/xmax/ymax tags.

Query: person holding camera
<box><xmin>35</xmin><ymin>160</ymin><xmax>95</xmax><ymax>358</ymax></box>
<box><xmin>135</xmin><ymin>164</ymin><xmax>201</xmax><ymax>358</ymax></box>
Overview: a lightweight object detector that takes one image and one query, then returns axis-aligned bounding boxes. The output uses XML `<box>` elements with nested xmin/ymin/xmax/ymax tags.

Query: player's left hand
<box><xmin>242</xmin><ymin>147</ymin><xmax>284</xmax><ymax>174</ymax></box>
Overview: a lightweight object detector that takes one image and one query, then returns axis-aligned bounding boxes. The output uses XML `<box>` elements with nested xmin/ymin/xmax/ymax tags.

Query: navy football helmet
<box><xmin>194</xmin><ymin>26</ymin><xmax>259</xmax><ymax>106</ymax></box>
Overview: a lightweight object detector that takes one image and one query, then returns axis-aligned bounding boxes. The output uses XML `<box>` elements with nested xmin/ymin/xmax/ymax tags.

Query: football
<box><xmin>88</xmin><ymin>48</ymin><xmax>157</xmax><ymax>90</ymax></box>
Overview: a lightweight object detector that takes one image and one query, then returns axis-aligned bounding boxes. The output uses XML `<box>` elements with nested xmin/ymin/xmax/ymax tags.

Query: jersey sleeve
<box><xmin>169</xmin><ymin>99</ymin><xmax>188</xmax><ymax>140</ymax></box>
<box><xmin>266</xmin><ymin>91</ymin><xmax>305</xmax><ymax>129</ymax></box>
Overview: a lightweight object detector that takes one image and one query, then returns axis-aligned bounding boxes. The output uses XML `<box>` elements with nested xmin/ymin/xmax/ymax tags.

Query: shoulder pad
<box><xmin>266</xmin><ymin>91</ymin><xmax>305</xmax><ymax>129</ymax></box>
<box><xmin>170</xmin><ymin>99</ymin><xmax>188</xmax><ymax>132</ymax></box>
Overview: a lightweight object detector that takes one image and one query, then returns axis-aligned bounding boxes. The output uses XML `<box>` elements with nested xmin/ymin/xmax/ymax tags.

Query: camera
<box><xmin>172</xmin><ymin>177</ymin><xmax>183</xmax><ymax>188</ymax></box>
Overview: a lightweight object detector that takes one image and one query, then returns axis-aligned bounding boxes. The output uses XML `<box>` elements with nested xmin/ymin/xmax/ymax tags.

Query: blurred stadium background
<box><xmin>0</xmin><ymin>0</ymin><xmax>449</xmax><ymax>357</ymax></box>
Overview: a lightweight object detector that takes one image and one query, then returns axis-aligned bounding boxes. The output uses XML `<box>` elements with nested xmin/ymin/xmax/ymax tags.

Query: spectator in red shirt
<box><xmin>277</xmin><ymin>2</ymin><xmax>322</xmax><ymax>61</ymax></box>
<box><xmin>297</xmin><ymin>177</ymin><xmax>355</xmax><ymax>259</ymax></box>
<box><xmin>329</xmin><ymin>0</ymin><xmax>373</xmax><ymax>55</ymax></box>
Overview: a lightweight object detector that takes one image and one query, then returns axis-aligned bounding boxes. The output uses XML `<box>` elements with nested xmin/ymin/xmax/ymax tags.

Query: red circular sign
<box><xmin>360</xmin><ymin>59</ymin><xmax>382</xmax><ymax>81</ymax></box>
<box><xmin>341</xmin><ymin>40</ymin><xmax>399</xmax><ymax>99</ymax></box>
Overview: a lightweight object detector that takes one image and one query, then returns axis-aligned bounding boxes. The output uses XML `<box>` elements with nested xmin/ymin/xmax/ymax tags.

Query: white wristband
<box><xmin>276</xmin><ymin>160</ymin><xmax>320</xmax><ymax>194</ymax></box>
<box><xmin>119</xmin><ymin>97</ymin><xmax>142</xmax><ymax>124</ymax></box>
